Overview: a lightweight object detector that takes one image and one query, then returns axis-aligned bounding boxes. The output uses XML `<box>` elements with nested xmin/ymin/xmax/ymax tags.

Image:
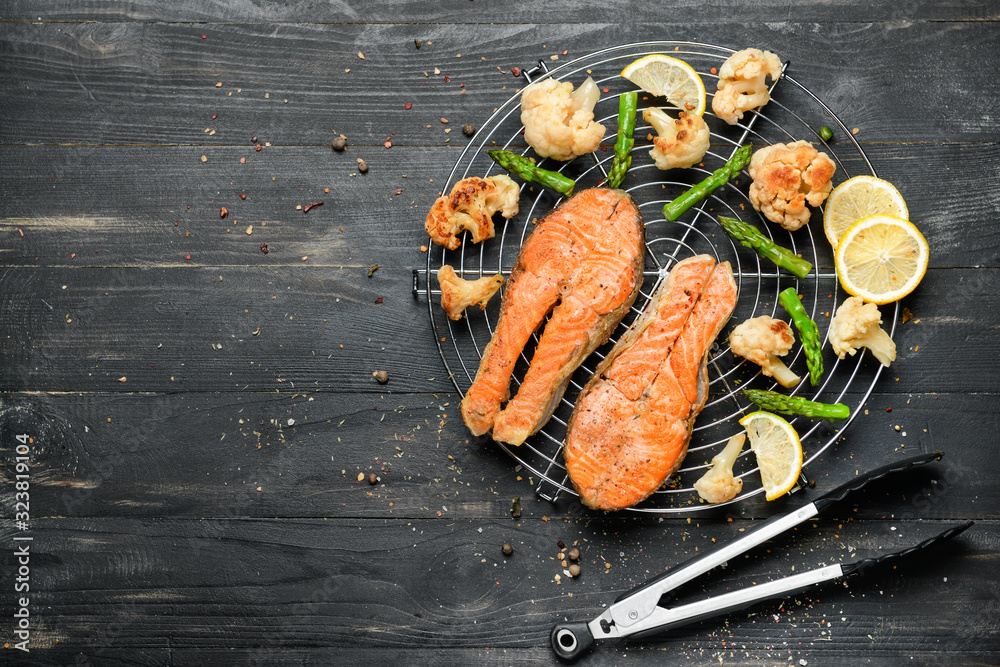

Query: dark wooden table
<box><xmin>1</xmin><ymin>3</ymin><xmax>998</xmax><ymax>665</ymax></box>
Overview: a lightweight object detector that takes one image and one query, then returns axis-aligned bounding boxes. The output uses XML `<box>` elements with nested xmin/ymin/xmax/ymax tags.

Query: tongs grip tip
<box><xmin>813</xmin><ymin>451</ymin><xmax>945</xmax><ymax>512</ymax></box>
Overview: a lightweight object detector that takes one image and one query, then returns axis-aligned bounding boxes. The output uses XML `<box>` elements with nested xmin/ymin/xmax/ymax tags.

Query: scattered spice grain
<box><xmin>331</xmin><ymin>135</ymin><xmax>347</xmax><ymax>151</ymax></box>
<box><xmin>373</xmin><ymin>370</ymin><xmax>389</xmax><ymax>384</ymax></box>
<box><xmin>502</xmin><ymin>543</ymin><xmax>514</xmax><ymax>557</ymax></box>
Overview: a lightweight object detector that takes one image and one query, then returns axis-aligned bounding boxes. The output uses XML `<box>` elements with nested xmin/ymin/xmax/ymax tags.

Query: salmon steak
<box><xmin>460</xmin><ymin>188</ymin><xmax>645</xmax><ymax>446</ymax></box>
<box><xmin>564</xmin><ymin>255</ymin><xmax>738</xmax><ymax>510</ymax></box>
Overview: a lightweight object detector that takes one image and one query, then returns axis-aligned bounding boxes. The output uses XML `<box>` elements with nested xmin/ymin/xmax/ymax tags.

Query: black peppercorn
<box><xmin>331</xmin><ymin>135</ymin><xmax>347</xmax><ymax>151</ymax></box>
<box><xmin>358</xmin><ymin>159</ymin><xmax>369</xmax><ymax>174</ymax></box>
<box><xmin>462</xmin><ymin>123</ymin><xmax>475</xmax><ymax>137</ymax></box>
<box><xmin>502</xmin><ymin>543</ymin><xmax>513</xmax><ymax>556</ymax></box>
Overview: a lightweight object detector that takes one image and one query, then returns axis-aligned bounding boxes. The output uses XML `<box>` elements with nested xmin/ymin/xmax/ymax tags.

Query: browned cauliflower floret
<box><xmin>693</xmin><ymin>433</ymin><xmax>746</xmax><ymax>504</ymax></box>
<box><xmin>520</xmin><ymin>76</ymin><xmax>606</xmax><ymax>161</ymax></box>
<box><xmin>437</xmin><ymin>265</ymin><xmax>504</xmax><ymax>321</ymax></box>
<box><xmin>425</xmin><ymin>175</ymin><xmax>520</xmax><ymax>250</ymax></box>
<box><xmin>829</xmin><ymin>296</ymin><xmax>897</xmax><ymax>367</ymax></box>
<box><xmin>730</xmin><ymin>316</ymin><xmax>801</xmax><ymax>388</ymax></box>
<box><xmin>643</xmin><ymin>107</ymin><xmax>710</xmax><ymax>171</ymax></box>
<box><xmin>748</xmin><ymin>140</ymin><xmax>836</xmax><ymax>231</ymax></box>
<box><xmin>711</xmin><ymin>48</ymin><xmax>783</xmax><ymax>125</ymax></box>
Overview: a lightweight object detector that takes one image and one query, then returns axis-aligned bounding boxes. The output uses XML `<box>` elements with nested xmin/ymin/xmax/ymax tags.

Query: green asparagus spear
<box><xmin>488</xmin><ymin>149</ymin><xmax>576</xmax><ymax>197</ymax></box>
<box><xmin>743</xmin><ymin>389</ymin><xmax>850</xmax><ymax>421</ymax></box>
<box><xmin>716</xmin><ymin>216</ymin><xmax>813</xmax><ymax>279</ymax></box>
<box><xmin>778</xmin><ymin>287</ymin><xmax>824</xmax><ymax>386</ymax></box>
<box><xmin>605</xmin><ymin>92</ymin><xmax>638</xmax><ymax>189</ymax></box>
<box><xmin>662</xmin><ymin>143</ymin><xmax>752</xmax><ymax>221</ymax></box>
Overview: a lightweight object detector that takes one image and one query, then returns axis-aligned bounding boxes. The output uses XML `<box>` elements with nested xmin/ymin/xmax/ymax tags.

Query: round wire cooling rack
<box><xmin>415</xmin><ymin>41</ymin><xmax>897</xmax><ymax>513</ymax></box>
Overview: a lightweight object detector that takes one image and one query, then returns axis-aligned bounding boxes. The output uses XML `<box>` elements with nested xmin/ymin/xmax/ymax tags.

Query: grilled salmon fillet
<box><xmin>565</xmin><ymin>256</ymin><xmax>738</xmax><ymax>510</ymax></box>
<box><xmin>461</xmin><ymin>188</ymin><xmax>645</xmax><ymax>446</ymax></box>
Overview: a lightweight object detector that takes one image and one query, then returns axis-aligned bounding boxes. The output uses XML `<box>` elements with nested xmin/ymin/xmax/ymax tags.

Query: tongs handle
<box><xmin>609</xmin><ymin>451</ymin><xmax>946</xmax><ymax>630</ymax></box>
<box><xmin>812</xmin><ymin>451</ymin><xmax>943</xmax><ymax>513</ymax></box>
<box><xmin>841</xmin><ymin>520</ymin><xmax>974</xmax><ymax>576</ymax></box>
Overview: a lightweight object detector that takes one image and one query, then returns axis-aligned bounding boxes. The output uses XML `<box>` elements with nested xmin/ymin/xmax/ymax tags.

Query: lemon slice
<box><xmin>739</xmin><ymin>411</ymin><xmax>803</xmax><ymax>501</ymax></box>
<box><xmin>823</xmin><ymin>176</ymin><xmax>909</xmax><ymax>249</ymax></box>
<box><xmin>620</xmin><ymin>54</ymin><xmax>706</xmax><ymax>115</ymax></box>
<box><xmin>834</xmin><ymin>213</ymin><xmax>929</xmax><ymax>305</ymax></box>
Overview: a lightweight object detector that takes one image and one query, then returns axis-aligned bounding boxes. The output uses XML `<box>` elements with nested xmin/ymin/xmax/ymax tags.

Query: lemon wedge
<box><xmin>834</xmin><ymin>213</ymin><xmax>929</xmax><ymax>305</ymax></box>
<box><xmin>620</xmin><ymin>54</ymin><xmax>706</xmax><ymax>115</ymax></box>
<box><xmin>823</xmin><ymin>176</ymin><xmax>909</xmax><ymax>249</ymax></box>
<box><xmin>739</xmin><ymin>411</ymin><xmax>802</xmax><ymax>501</ymax></box>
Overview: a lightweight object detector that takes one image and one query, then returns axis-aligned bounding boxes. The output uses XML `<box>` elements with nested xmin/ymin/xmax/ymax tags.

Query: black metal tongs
<box><xmin>551</xmin><ymin>451</ymin><xmax>973</xmax><ymax>660</ymax></box>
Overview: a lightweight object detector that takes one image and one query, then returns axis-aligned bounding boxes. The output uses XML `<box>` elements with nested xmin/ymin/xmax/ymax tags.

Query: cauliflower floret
<box><xmin>643</xmin><ymin>107</ymin><xmax>710</xmax><ymax>171</ymax></box>
<box><xmin>748</xmin><ymin>140</ymin><xmax>836</xmax><ymax>231</ymax></box>
<box><xmin>425</xmin><ymin>175</ymin><xmax>520</xmax><ymax>250</ymax></box>
<box><xmin>711</xmin><ymin>48</ymin><xmax>783</xmax><ymax>125</ymax></box>
<box><xmin>730</xmin><ymin>316</ymin><xmax>801</xmax><ymax>388</ymax></box>
<box><xmin>437</xmin><ymin>265</ymin><xmax>505</xmax><ymax>321</ymax></box>
<box><xmin>829</xmin><ymin>296</ymin><xmax>897</xmax><ymax>367</ymax></box>
<box><xmin>520</xmin><ymin>77</ymin><xmax>606</xmax><ymax>161</ymax></box>
<box><xmin>694</xmin><ymin>433</ymin><xmax>746</xmax><ymax>504</ymax></box>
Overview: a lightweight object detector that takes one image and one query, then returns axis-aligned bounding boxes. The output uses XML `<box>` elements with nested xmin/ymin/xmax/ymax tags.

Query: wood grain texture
<box><xmin>3</xmin><ymin>0</ymin><xmax>999</xmax><ymax>23</ymax></box>
<box><xmin>1</xmin><ymin>21</ymin><xmax>998</xmax><ymax>146</ymax></box>
<box><xmin>0</xmin><ymin>265</ymin><xmax>994</xmax><ymax>393</ymax></box>
<box><xmin>0</xmin><ymin>390</ymin><xmax>994</xmax><ymax>521</ymax></box>
<box><xmin>1</xmin><ymin>2</ymin><xmax>997</xmax><ymax>664</ymax></box>
<box><xmin>0</xmin><ymin>517</ymin><xmax>993</xmax><ymax>660</ymax></box>
<box><xmin>0</xmin><ymin>143</ymin><xmax>996</xmax><ymax>269</ymax></box>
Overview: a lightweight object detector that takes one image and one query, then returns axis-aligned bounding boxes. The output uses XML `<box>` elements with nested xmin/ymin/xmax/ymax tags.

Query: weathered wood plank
<box><xmin>5</xmin><ymin>648</ymin><xmax>999</xmax><ymax>667</ymax></box>
<box><xmin>2</xmin><ymin>391</ymin><xmax>994</xmax><ymax>520</ymax></box>
<box><xmin>0</xmin><ymin>21</ymin><xmax>998</xmax><ymax>146</ymax></box>
<box><xmin>1</xmin><ymin>143</ymin><xmax>996</xmax><ymax>269</ymax></box>
<box><xmin>1</xmin><ymin>516</ymin><xmax>993</xmax><ymax>658</ymax></box>
<box><xmin>3</xmin><ymin>0</ymin><xmax>998</xmax><ymax>23</ymax></box>
<box><xmin>0</xmin><ymin>265</ymin><xmax>994</xmax><ymax>393</ymax></box>
<box><xmin>0</xmin><ymin>263</ymin><xmax>982</xmax><ymax>390</ymax></box>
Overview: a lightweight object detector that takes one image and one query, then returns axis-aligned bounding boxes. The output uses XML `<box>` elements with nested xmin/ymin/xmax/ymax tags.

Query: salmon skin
<box><xmin>460</xmin><ymin>188</ymin><xmax>645</xmax><ymax>446</ymax></box>
<box><xmin>565</xmin><ymin>256</ymin><xmax>738</xmax><ymax>510</ymax></box>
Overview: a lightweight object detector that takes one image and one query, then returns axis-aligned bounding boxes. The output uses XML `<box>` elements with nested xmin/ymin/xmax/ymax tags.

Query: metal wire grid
<box><xmin>416</xmin><ymin>41</ymin><xmax>896</xmax><ymax>513</ymax></box>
